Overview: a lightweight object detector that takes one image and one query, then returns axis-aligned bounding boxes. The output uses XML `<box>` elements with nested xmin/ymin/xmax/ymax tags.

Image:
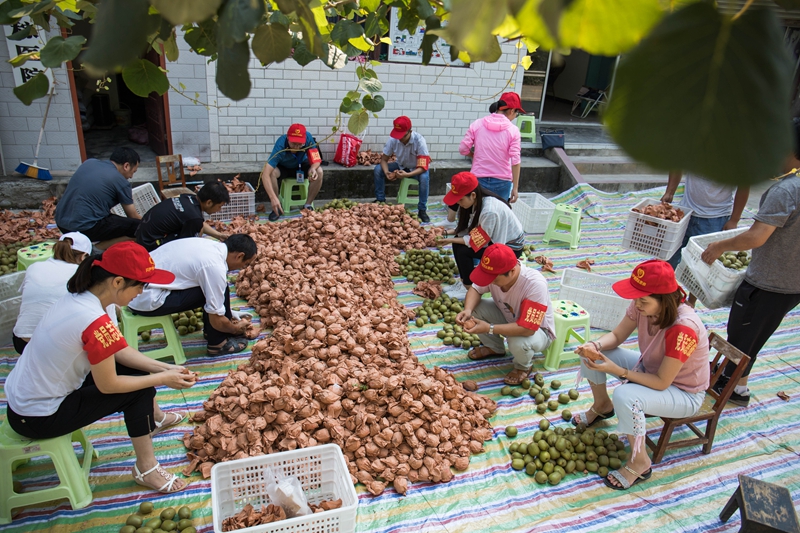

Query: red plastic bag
<box><xmin>334</xmin><ymin>133</ymin><xmax>362</xmax><ymax>167</ymax></box>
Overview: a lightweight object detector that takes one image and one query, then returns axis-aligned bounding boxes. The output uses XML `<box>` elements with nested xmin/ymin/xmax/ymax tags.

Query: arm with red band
<box><xmin>516</xmin><ymin>299</ymin><xmax>547</xmax><ymax>332</ymax></box>
<box><xmin>307</xmin><ymin>148</ymin><xmax>322</xmax><ymax>165</ymax></box>
<box><xmin>664</xmin><ymin>324</ymin><xmax>698</xmax><ymax>363</ymax></box>
<box><xmin>81</xmin><ymin>316</ymin><xmax>128</xmax><ymax>365</ymax></box>
<box><xmin>416</xmin><ymin>155</ymin><xmax>431</xmax><ymax>171</ymax></box>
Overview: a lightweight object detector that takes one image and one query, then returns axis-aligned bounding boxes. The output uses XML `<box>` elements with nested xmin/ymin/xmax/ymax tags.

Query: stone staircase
<box><xmin>567</xmin><ymin>152</ymin><xmax>668</xmax><ymax>192</ymax></box>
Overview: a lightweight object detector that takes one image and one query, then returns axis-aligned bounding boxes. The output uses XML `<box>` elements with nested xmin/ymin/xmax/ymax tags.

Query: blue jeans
<box><xmin>667</xmin><ymin>214</ymin><xmax>729</xmax><ymax>268</ymax></box>
<box><xmin>477</xmin><ymin>177</ymin><xmax>513</xmax><ymax>201</ymax></box>
<box><xmin>373</xmin><ymin>163</ymin><xmax>429</xmax><ymax>211</ymax></box>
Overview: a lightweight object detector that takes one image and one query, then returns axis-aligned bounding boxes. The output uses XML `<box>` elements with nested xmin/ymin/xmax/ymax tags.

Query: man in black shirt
<box><xmin>135</xmin><ymin>181</ymin><xmax>230</xmax><ymax>251</ymax></box>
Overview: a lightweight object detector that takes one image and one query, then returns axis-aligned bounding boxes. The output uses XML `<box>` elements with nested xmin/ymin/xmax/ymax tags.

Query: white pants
<box><xmin>472</xmin><ymin>299</ymin><xmax>551</xmax><ymax>370</ymax></box>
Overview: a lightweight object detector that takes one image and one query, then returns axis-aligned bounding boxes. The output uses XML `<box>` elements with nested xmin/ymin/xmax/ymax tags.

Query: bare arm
<box><xmin>91</xmin><ymin>353</ymin><xmax>195</xmax><ymax>394</ymax></box>
<box><xmin>700</xmin><ymin>220</ymin><xmax>776</xmax><ymax>264</ymax></box>
<box><xmin>661</xmin><ymin>171</ymin><xmax>682</xmax><ymax>203</ymax></box>
<box><xmin>380</xmin><ymin>153</ymin><xmax>392</xmax><ymax>178</ymax></box>
<box><xmin>121</xmin><ymin>204</ymin><xmax>141</xmax><ymax>220</ymax></box>
<box><xmin>200</xmin><ymin>222</ymin><xmax>227</xmax><ymax>241</ymax></box>
<box><xmin>723</xmin><ymin>186</ymin><xmax>750</xmax><ymax>230</ymax></box>
<box><xmin>510</xmin><ymin>163</ymin><xmax>521</xmax><ymax>203</ymax></box>
<box><xmin>208</xmin><ymin>313</ymin><xmax>248</xmax><ymax>335</ymax></box>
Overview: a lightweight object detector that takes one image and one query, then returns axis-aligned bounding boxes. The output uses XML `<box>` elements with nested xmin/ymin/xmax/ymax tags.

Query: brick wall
<box><xmin>0</xmin><ymin>32</ymin><xmax>82</xmax><ymax>174</ymax></box>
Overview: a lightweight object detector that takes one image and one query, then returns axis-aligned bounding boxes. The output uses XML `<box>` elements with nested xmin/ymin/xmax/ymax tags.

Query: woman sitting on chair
<box><xmin>572</xmin><ymin>259</ymin><xmax>709</xmax><ymax>490</ymax></box>
<box><xmin>4</xmin><ymin>242</ymin><xmax>196</xmax><ymax>494</ymax></box>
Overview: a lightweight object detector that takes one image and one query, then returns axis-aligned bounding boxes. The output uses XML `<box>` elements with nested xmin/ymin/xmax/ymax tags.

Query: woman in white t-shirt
<box><xmin>5</xmin><ymin>242</ymin><xmax>196</xmax><ymax>494</ymax></box>
<box><xmin>13</xmin><ymin>232</ymin><xmax>92</xmax><ymax>354</ymax></box>
<box><xmin>438</xmin><ymin>172</ymin><xmax>524</xmax><ymax>299</ymax></box>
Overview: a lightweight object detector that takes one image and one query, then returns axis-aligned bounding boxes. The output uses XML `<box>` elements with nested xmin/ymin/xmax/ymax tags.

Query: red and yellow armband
<box><xmin>517</xmin><ymin>299</ymin><xmax>547</xmax><ymax>331</ymax></box>
<box><xmin>307</xmin><ymin>147</ymin><xmax>322</xmax><ymax>165</ymax></box>
<box><xmin>81</xmin><ymin>316</ymin><xmax>128</xmax><ymax>364</ymax></box>
<box><xmin>416</xmin><ymin>155</ymin><xmax>431</xmax><ymax>171</ymax></box>
<box><xmin>468</xmin><ymin>225</ymin><xmax>490</xmax><ymax>252</ymax></box>
<box><xmin>664</xmin><ymin>325</ymin><xmax>698</xmax><ymax>362</ymax></box>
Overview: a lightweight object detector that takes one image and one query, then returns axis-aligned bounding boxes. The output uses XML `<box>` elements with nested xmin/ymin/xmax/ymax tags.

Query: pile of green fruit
<box><xmin>521</xmin><ymin>244</ymin><xmax>537</xmax><ymax>261</ymax></box>
<box><xmin>412</xmin><ymin>293</ymin><xmax>463</xmax><ymax>325</ymax></box>
<box><xmin>140</xmin><ymin>308</ymin><xmax>204</xmax><ymax>341</ymax></box>
<box><xmin>717</xmin><ymin>250</ymin><xmax>750</xmax><ymax>271</ymax></box>
<box><xmin>0</xmin><ymin>242</ymin><xmax>25</xmax><ymax>275</ymax></box>
<box><xmin>321</xmin><ymin>198</ymin><xmax>359</xmax><ymax>211</ymax></box>
<box><xmin>505</xmin><ymin>419</ymin><xmax>628</xmax><ymax>485</ymax></box>
<box><xmin>500</xmin><ymin>374</ymin><xmax>580</xmax><ymax>418</ymax></box>
<box><xmin>120</xmin><ymin>502</ymin><xmax>196</xmax><ymax>533</ymax></box>
<box><xmin>396</xmin><ymin>249</ymin><xmax>457</xmax><ymax>283</ymax></box>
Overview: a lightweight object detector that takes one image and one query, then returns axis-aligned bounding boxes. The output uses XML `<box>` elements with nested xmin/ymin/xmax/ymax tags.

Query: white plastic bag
<box><xmin>265</xmin><ymin>467</ymin><xmax>312</xmax><ymax>518</ymax></box>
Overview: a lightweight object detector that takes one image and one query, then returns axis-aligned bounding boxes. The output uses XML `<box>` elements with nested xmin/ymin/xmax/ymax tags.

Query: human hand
<box><xmin>308</xmin><ymin>168</ymin><xmax>319</xmax><ymax>181</ymax></box>
<box><xmin>437</xmin><ymin>237</ymin><xmax>455</xmax><ymax>245</ymax></box>
<box><xmin>581</xmin><ymin>349</ymin><xmax>622</xmax><ymax>375</ymax></box>
<box><xmin>395</xmin><ymin>170</ymin><xmax>409</xmax><ymax>179</ymax></box>
<box><xmin>574</xmin><ymin>343</ymin><xmax>602</xmax><ymax>361</ymax></box>
<box><xmin>162</xmin><ymin>368</ymin><xmax>197</xmax><ymax>390</ymax></box>
<box><xmin>269</xmin><ymin>194</ymin><xmax>284</xmax><ymax>215</ymax></box>
<box><xmin>660</xmin><ymin>192</ymin><xmax>674</xmax><ymax>203</ymax></box>
<box><xmin>386</xmin><ymin>171</ymin><xmax>398</xmax><ymax>181</ymax></box>
<box><xmin>722</xmin><ymin>219</ymin><xmax>738</xmax><ymax>231</ymax></box>
<box><xmin>464</xmin><ymin>318</ymin><xmax>489</xmax><ymax>335</ymax></box>
<box><xmin>510</xmin><ymin>189</ymin><xmax>519</xmax><ymax>203</ymax></box>
<box><xmin>455</xmin><ymin>310</ymin><xmax>472</xmax><ymax>325</ymax></box>
<box><xmin>701</xmin><ymin>242</ymin><xmax>723</xmax><ymax>265</ymax></box>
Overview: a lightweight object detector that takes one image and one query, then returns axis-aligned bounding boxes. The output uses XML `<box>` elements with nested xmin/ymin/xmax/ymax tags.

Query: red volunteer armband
<box><xmin>469</xmin><ymin>225</ymin><xmax>490</xmax><ymax>252</ymax></box>
<box><xmin>517</xmin><ymin>299</ymin><xmax>547</xmax><ymax>331</ymax></box>
<box><xmin>307</xmin><ymin>148</ymin><xmax>322</xmax><ymax>164</ymax></box>
<box><xmin>81</xmin><ymin>315</ymin><xmax>128</xmax><ymax>364</ymax></box>
<box><xmin>664</xmin><ymin>325</ymin><xmax>698</xmax><ymax>363</ymax></box>
<box><xmin>416</xmin><ymin>155</ymin><xmax>431</xmax><ymax>171</ymax></box>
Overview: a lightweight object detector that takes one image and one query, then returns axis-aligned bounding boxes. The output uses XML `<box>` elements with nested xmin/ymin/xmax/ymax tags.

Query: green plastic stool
<box><xmin>120</xmin><ymin>307</ymin><xmax>186</xmax><ymax>364</ymax></box>
<box><xmin>17</xmin><ymin>242</ymin><xmax>55</xmax><ymax>271</ymax></box>
<box><xmin>516</xmin><ymin>115</ymin><xmax>536</xmax><ymax>143</ymax></box>
<box><xmin>543</xmin><ymin>299</ymin><xmax>591</xmax><ymax>371</ymax></box>
<box><xmin>279</xmin><ymin>180</ymin><xmax>309</xmax><ymax>213</ymax></box>
<box><xmin>542</xmin><ymin>203</ymin><xmax>582</xmax><ymax>249</ymax></box>
<box><xmin>396</xmin><ymin>177</ymin><xmax>419</xmax><ymax>205</ymax></box>
<box><xmin>0</xmin><ymin>419</ymin><xmax>97</xmax><ymax>524</ymax></box>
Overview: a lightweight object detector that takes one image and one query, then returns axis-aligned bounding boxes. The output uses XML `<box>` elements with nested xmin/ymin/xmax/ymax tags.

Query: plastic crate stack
<box><xmin>111</xmin><ymin>183</ymin><xmax>160</xmax><ymax>217</ymax></box>
<box><xmin>0</xmin><ymin>272</ymin><xmax>25</xmax><ymax>345</ymax></box>
<box><xmin>557</xmin><ymin>268</ymin><xmax>629</xmax><ymax>331</ymax></box>
<box><xmin>511</xmin><ymin>193</ymin><xmax>556</xmax><ymax>234</ymax></box>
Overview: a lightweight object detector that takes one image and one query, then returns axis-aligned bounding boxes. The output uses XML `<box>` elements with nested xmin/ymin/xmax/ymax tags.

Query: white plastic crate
<box><xmin>557</xmin><ymin>268</ymin><xmax>629</xmax><ymax>331</ymax></box>
<box><xmin>680</xmin><ymin>227</ymin><xmax>749</xmax><ymax>307</ymax></box>
<box><xmin>0</xmin><ymin>296</ymin><xmax>21</xmax><ymax>346</ymax></box>
<box><xmin>0</xmin><ymin>271</ymin><xmax>25</xmax><ymax>301</ymax></box>
<box><xmin>111</xmin><ymin>183</ymin><xmax>160</xmax><ymax>217</ymax></box>
<box><xmin>512</xmin><ymin>193</ymin><xmax>556</xmax><ymax>234</ymax></box>
<box><xmin>621</xmin><ymin>199</ymin><xmax>693</xmax><ymax>260</ymax></box>
<box><xmin>675</xmin><ymin>261</ymin><xmax>733</xmax><ymax>309</ymax></box>
<box><xmin>211</xmin><ymin>444</ymin><xmax>358</xmax><ymax>533</ymax></box>
<box><xmin>208</xmin><ymin>182</ymin><xmax>256</xmax><ymax>221</ymax></box>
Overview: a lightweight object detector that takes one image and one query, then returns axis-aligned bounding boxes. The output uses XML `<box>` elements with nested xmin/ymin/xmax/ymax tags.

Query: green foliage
<box><xmin>150</xmin><ymin>0</ymin><xmax>222</xmax><ymax>25</ymax></box>
<box><xmin>362</xmin><ymin>94</ymin><xmax>385</xmax><ymax>112</ymax></box>
<box><xmin>605</xmin><ymin>3</ymin><xmax>793</xmax><ymax>186</ymax></box>
<box><xmin>82</xmin><ymin>0</ymin><xmax>152</xmax><ymax>70</ymax></box>
<box><xmin>122</xmin><ymin>58</ymin><xmax>169</xmax><ymax>97</ymax></box>
<box><xmin>13</xmin><ymin>72</ymin><xmax>48</xmax><ymax>105</ymax></box>
<box><xmin>252</xmin><ymin>23</ymin><xmax>292</xmax><ymax>65</ymax></box>
<box><xmin>217</xmin><ymin>0</ymin><xmax>265</xmax><ymax>48</ymax></box>
<box><xmin>216</xmin><ymin>40</ymin><xmax>251</xmax><ymax>100</ymax></box>
<box><xmin>39</xmin><ymin>35</ymin><xmax>85</xmax><ymax>68</ymax></box>
<box><xmin>183</xmin><ymin>20</ymin><xmax>217</xmax><ymax>56</ymax></box>
<box><xmin>0</xmin><ymin>0</ymin><xmax>23</xmax><ymax>25</ymax></box>
<box><xmin>559</xmin><ymin>0</ymin><xmax>664</xmax><ymax>55</ymax></box>
<box><xmin>348</xmin><ymin>109</ymin><xmax>370</xmax><ymax>134</ymax></box>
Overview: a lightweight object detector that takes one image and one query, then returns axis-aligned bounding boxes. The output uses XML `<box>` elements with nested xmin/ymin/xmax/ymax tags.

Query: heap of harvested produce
<box><xmin>183</xmin><ymin>204</ymin><xmax>497</xmax><ymax>496</ymax></box>
<box><xmin>0</xmin><ymin>197</ymin><xmax>61</xmax><ymax>244</ymax></box>
<box><xmin>357</xmin><ymin>150</ymin><xmax>395</xmax><ymax>166</ymax></box>
<box><xmin>632</xmin><ymin>201</ymin><xmax>685</xmax><ymax>222</ymax></box>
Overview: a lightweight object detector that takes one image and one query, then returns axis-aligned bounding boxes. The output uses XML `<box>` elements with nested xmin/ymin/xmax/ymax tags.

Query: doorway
<box><xmin>66</xmin><ymin>21</ymin><xmax>171</xmax><ymax>163</ymax></box>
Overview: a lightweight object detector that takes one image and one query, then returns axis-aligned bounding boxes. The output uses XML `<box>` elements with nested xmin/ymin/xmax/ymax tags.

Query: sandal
<box><xmin>572</xmin><ymin>406</ymin><xmax>615</xmax><ymax>427</ymax></box>
<box><xmin>150</xmin><ymin>411</ymin><xmax>186</xmax><ymax>436</ymax></box>
<box><xmin>603</xmin><ymin>466</ymin><xmax>652</xmax><ymax>490</ymax></box>
<box><xmin>504</xmin><ymin>367</ymin><xmax>532</xmax><ymax>386</ymax></box>
<box><xmin>467</xmin><ymin>346</ymin><xmax>505</xmax><ymax>361</ymax></box>
<box><xmin>207</xmin><ymin>336</ymin><xmax>249</xmax><ymax>356</ymax></box>
<box><xmin>133</xmin><ymin>462</ymin><xmax>188</xmax><ymax>494</ymax></box>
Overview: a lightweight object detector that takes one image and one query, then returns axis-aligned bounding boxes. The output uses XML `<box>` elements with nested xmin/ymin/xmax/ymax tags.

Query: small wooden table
<box><xmin>720</xmin><ymin>475</ymin><xmax>800</xmax><ymax>532</ymax></box>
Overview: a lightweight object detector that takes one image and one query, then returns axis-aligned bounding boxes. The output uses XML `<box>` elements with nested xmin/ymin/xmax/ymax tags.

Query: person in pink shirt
<box><xmin>458</xmin><ymin>92</ymin><xmax>523</xmax><ymax>203</ymax></box>
<box><xmin>572</xmin><ymin>260</ymin><xmax>710</xmax><ymax>491</ymax></box>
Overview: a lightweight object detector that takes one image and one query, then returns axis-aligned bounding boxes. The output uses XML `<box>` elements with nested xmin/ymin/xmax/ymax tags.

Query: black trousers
<box><xmin>12</xmin><ymin>333</ymin><xmax>28</xmax><ymax>355</ymax></box>
<box><xmin>134</xmin><ymin>285</ymin><xmax>233</xmax><ymax>346</ymax></box>
<box><xmin>59</xmin><ymin>214</ymin><xmax>140</xmax><ymax>243</ymax></box>
<box><xmin>453</xmin><ymin>243</ymin><xmax>523</xmax><ymax>285</ymax></box>
<box><xmin>7</xmin><ymin>364</ymin><xmax>156</xmax><ymax>439</ymax></box>
<box><xmin>726</xmin><ymin>280</ymin><xmax>800</xmax><ymax>378</ymax></box>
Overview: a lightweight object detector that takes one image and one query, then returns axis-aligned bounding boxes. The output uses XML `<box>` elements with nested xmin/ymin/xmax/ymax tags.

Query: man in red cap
<box><xmin>261</xmin><ymin>124</ymin><xmax>324</xmax><ymax>221</ymax></box>
<box><xmin>455</xmin><ymin>243</ymin><xmax>554</xmax><ymax>385</ymax></box>
<box><xmin>374</xmin><ymin>115</ymin><xmax>431</xmax><ymax>222</ymax></box>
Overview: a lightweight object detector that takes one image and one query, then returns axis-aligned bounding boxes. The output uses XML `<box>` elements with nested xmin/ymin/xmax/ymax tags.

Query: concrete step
<box><xmin>581</xmin><ymin>173</ymin><xmax>668</xmax><ymax>193</ymax></box>
<box><xmin>569</xmin><ymin>155</ymin><xmax>660</xmax><ymax>175</ymax></box>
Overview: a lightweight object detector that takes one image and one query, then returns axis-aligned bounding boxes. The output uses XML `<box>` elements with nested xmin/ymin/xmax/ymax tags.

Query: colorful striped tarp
<box><xmin>1</xmin><ymin>184</ymin><xmax>799</xmax><ymax>533</ymax></box>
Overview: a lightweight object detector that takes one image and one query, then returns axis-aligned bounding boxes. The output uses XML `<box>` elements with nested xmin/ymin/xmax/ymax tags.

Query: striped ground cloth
<box><xmin>1</xmin><ymin>184</ymin><xmax>798</xmax><ymax>533</ymax></box>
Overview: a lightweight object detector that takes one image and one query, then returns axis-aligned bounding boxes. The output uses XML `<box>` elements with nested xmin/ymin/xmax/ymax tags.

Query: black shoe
<box><xmin>268</xmin><ymin>211</ymin><xmax>280</xmax><ymax>222</ymax></box>
<box><xmin>418</xmin><ymin>209</ymin><xmax>430</xmax><ymax>223</ymax></box>
<box><xmin>374</xmin><ymin>198</ymin><xmax>385</xmax><ymax>204</ymax></box>
<box><xmin>726</xmin><ymin>390</ymin><xmax>751</xmax><ymax>407</ymax></box>
<box><xmin>711</xmin><ymin>373</ymin><xmax>728</xmax><ymax>395</ymax></box>
<box><xmin>303</xmin><ymin>204</ymin><xmax>314</xmax><ymax>211</ymax></box>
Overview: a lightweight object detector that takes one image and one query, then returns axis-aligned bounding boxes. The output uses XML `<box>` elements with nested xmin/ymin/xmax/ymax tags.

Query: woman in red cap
<box><xmin>439</xmin><ymin>171</ymin><xmax>524</xmax><ymax>299</ymax></box>
<box><xmin>572</xmin><ymin>259</ymin><xmax>709</xmax><ymax>490</ymax></box>
<box><xmin>4</xmin><ymin>242</ymin><xmax>197</xmax><ymax>494</ymax></box>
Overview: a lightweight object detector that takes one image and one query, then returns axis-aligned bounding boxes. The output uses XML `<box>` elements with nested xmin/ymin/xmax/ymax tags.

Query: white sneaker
<box><xmin>444</xmin><ymin>280</ymin><xmax>467</xmax><ymax>300</ymax></box>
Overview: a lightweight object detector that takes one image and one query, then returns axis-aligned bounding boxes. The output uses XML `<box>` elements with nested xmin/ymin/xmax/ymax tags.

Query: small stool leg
<box><xmin>719</xmin><ymin>488</ymin><xmax>741</xmax><ymax>523</ymax></box>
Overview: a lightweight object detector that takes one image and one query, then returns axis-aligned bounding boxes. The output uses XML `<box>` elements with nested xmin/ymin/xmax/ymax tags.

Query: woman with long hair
<box><xmin>5</xmin><ymin>242</ymin><xmax>196</xmax><ymax>493</ymax></box>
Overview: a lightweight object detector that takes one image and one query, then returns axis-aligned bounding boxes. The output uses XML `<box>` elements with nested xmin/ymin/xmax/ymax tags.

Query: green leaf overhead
<box><xmin>558</xmin><ymin>0</ymin><xmax>664</xmax><ymax>55</ymax></box>
<box><xmin>445</xmin><ymin>0</ymin><xmax>507</xmax><ymax>61</ymax></box>
<box><xmin>360</xmin><ymin>0</ymin><xmax>380</xmax><ymax>12</ymax></box>
<box><xmin>0</xmin><ymin>0</ymin><xmax>23</xmax><ymax>25</ymax></box>
<box><xmin>217</xmin><ymin>39</ymin><xmax>251</xmax><ymax>100</ymax></box>
<box><xmin>348</xmin><ymin>109</ymin><xmax>369</xmax><ymax>134</ymax></box>
<box><xmin>39</xmin><ymin>34</ymin><xmax>85</xmax><ymax>68</ymax></box>
<box><xmin>362</xmin><ymin>94</ymin><xmax>385</xmax><ymax>112</ymax></box>
<box><xmin>122</xmin><ymin>58</ymin><xmax>169</xmax><ymax>96</ymax></box>
<box><xmin>292</xmin><ymin>40</ymin><xmax>317</xmax><ymax>66</ymax></box>
<box><xmin>150</xmin><ymin>0</ymin><xmax>222</xmax><ymax>25</ymax></box>
<box><xmin>8</xmin><ymin>0</ymin><xmax>55</xmax><ymax>18</ymax></box>
<box><xmin>252</xmin><ymin>23</ymin><xmax>292</xmax><ymax>65</ymax></box>
<box><xmin>184</xmin><ymin>19</ymin><xmax>217</xmax><ymax>56</ymax></box>
<box><xmin>217</xmin><ymin>0</ymin><xmax>266</xmax><ymax>48</ymax></box>
<box><xmin>358</xmin><ymin>77</ymin><xmax>382</xmax><ymax>94</ymax></box>
<box><xmin>82</xmin><ymin>0</ymin><xmax>151</xmax><ymax>70</ymax></box>
<box><xmin>164</xmin><ymin>31</ymin><xmax>180</xmax><ymax>61</ymax></box>
<box><xmin>330</xmin><ymin>19</ymin><xmax>363</xmax><ymax>48</ymax></box>
<box><xmin>604</xmin><ymin>3</ymin><xmax>793</xmax><ymax>186</ymax></box>
<box><xmin>13</xmin><ymin>71</ymin><xmax>48</xmax><ymax>105</ymax></box>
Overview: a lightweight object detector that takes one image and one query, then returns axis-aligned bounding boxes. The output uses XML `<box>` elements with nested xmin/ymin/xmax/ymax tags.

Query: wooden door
<box><xmin>144</xmin><ymin>48</ymin><xmax>171</xmax><ymax>156</ymax></box>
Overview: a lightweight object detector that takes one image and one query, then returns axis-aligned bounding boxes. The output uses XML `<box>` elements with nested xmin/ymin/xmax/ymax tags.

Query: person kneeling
<box><xmin>572</xmin><ymin>260</ymin><xmax>709</xmax><ymax>490</ymax></box>
<box><xmin>455</xmin><ymin>243</ymin><xmax>554</xmax><ymax>385</ymax></box>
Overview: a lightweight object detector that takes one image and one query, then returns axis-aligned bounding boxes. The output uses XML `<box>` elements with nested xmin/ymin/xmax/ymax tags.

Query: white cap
<box><xmin>59</xmin><ymin>232</ymin><xmax>92</xmax><ymax>255</ymax></box>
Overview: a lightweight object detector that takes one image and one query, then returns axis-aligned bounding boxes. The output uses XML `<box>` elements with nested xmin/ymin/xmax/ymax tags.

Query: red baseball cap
<box><xmin>287</xmin><ymin>123</ymin><xmax>306</xmax><ymax>143</ymax></box>
<box><xmin>390</xmin><ymin>116</ymin><xmax>412</xmax><ymax>139</ymax></box>
<box><xmin>499</xmin><ymin>92</ymin><xmax>526</xmax><ymax>114</ymax></box>
<box><xmin>612</xmin><ymin>259</ymin><xmax>678</xmax><ymax>299</ymax></box>
<box><xmin>443</xmin><ymin>171</ymin><xmax>479</xmax><ymax>205</ymax></box>
<box><xmin>93</xmin><ymin>242</ymin><xmax>175</xmax><ymax>285</ymax></box>
<box><xmin>470</xmin><ymin>244</ymin><xmax>519</xmax><ymax>286</ymax></box>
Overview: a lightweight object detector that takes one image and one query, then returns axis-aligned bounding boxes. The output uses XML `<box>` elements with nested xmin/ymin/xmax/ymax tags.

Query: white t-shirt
<box><xmin>129</xmin><ymin>237</ymin><xmax>229</xmax><ymax>316</ymax></box>
<box><xmin>473</xmin><ymin>262</ymin><xmax>555</xmax><ymax>337</ymax></box>
<box><xmin>462</xmin><ymin>196</ymin><xmax>524</xmax><ymax>249</ymax></box>
<box><xmin>5</xmin><ymin>291</ymin><xmax>128</xmax><ymax>417</ymax></box>
<box><xmin>382</xmin><ymin>132</ymin><xmax>429</xmax><ymax>170</ymax></box>
<box><xmin>680</xmin><ymin>174</ymin><xmax>737</xmax><ymax>218</ymax></box>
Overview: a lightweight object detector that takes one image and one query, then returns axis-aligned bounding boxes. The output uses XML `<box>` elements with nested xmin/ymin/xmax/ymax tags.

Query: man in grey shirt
<box><xmin>701</xmin><ymin>124</ymin><xmax>800</xmax><ymax>407</ymax></box>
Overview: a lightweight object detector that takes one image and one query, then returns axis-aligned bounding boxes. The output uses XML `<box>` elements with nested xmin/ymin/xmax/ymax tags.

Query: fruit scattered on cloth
<box><xmin>397</xmin><ymin>248</ymin><xmax>456</xmax><ymax>284</ymax></box>
<box><xmin>357</xmin><ymin>150</ymin><xmax>395</xmax><ymax>166</ymax></box>
<box><xmin>322</xmin><ymin>198</ymin><xmax>359</xmax><ymax>211</ymax></box>
<box><xmin>522</xmin><ymin>244</ymin><xmax>536</xmax><ymax>262</ymax></box>
<box><xmin>632</xmin><ymin>201</ymin><xmax>685</xmax><ymax>222</ymax></box>
<box><xmin>533</xmin><ymin>255</ymin><xmax>556</xmax><ymax>273</ymax></box>
<box><xmin>120</xmin><ymin>504</ymin><xmax>196</xmax><ymax>533</ymax></box>
<box><xmin>0</xmin><ymin>197</ymin><xmax>60</xmax><ymax>245</ymax></box>
<box><xmin>575</xmin><ymin>258</ymin><xmax>595</xmax><ymax>272</ymax></box>
<box><xmin>0</xmin><ymin>243</ymin><xmax>26</xmax><ymax>275</ymax></box>
<box><xmin>182</xmin><ymin>204</ymin><xmax>496</xmax><ymax>496</ymax></box>
<box><xmin>717</xmin><ymin>250</ymin><xmax>750</xmax><ymax>270</ymax></box>
<box><xmin>500</xmin><ymin>374</ymin><xmax>580</xmax><ymax>415</ymax></box>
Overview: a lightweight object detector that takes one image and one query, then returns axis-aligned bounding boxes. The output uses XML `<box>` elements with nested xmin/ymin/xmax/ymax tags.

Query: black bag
<box><xmin>540</xmin><ymin>129</ymin><xmax>565</xmax><ymax>150</ymax></box>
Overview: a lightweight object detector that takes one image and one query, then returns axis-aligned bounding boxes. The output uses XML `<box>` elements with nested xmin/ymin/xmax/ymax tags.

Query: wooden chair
<box><xmin>156</xmin><ymin>154</ymin><xmax>196</xmax><ymax>199</ymax></box>
<box><xmin>645</xmin><ymin>332</ymin><xmax>750</xmax><ymax>464</ymax></box>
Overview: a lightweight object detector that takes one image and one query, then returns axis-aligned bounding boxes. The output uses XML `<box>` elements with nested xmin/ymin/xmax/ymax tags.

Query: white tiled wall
<box><xmin>166</xmin><ymin>30</ymin><xmax>211</xmax><ymax>160</ymax></box>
